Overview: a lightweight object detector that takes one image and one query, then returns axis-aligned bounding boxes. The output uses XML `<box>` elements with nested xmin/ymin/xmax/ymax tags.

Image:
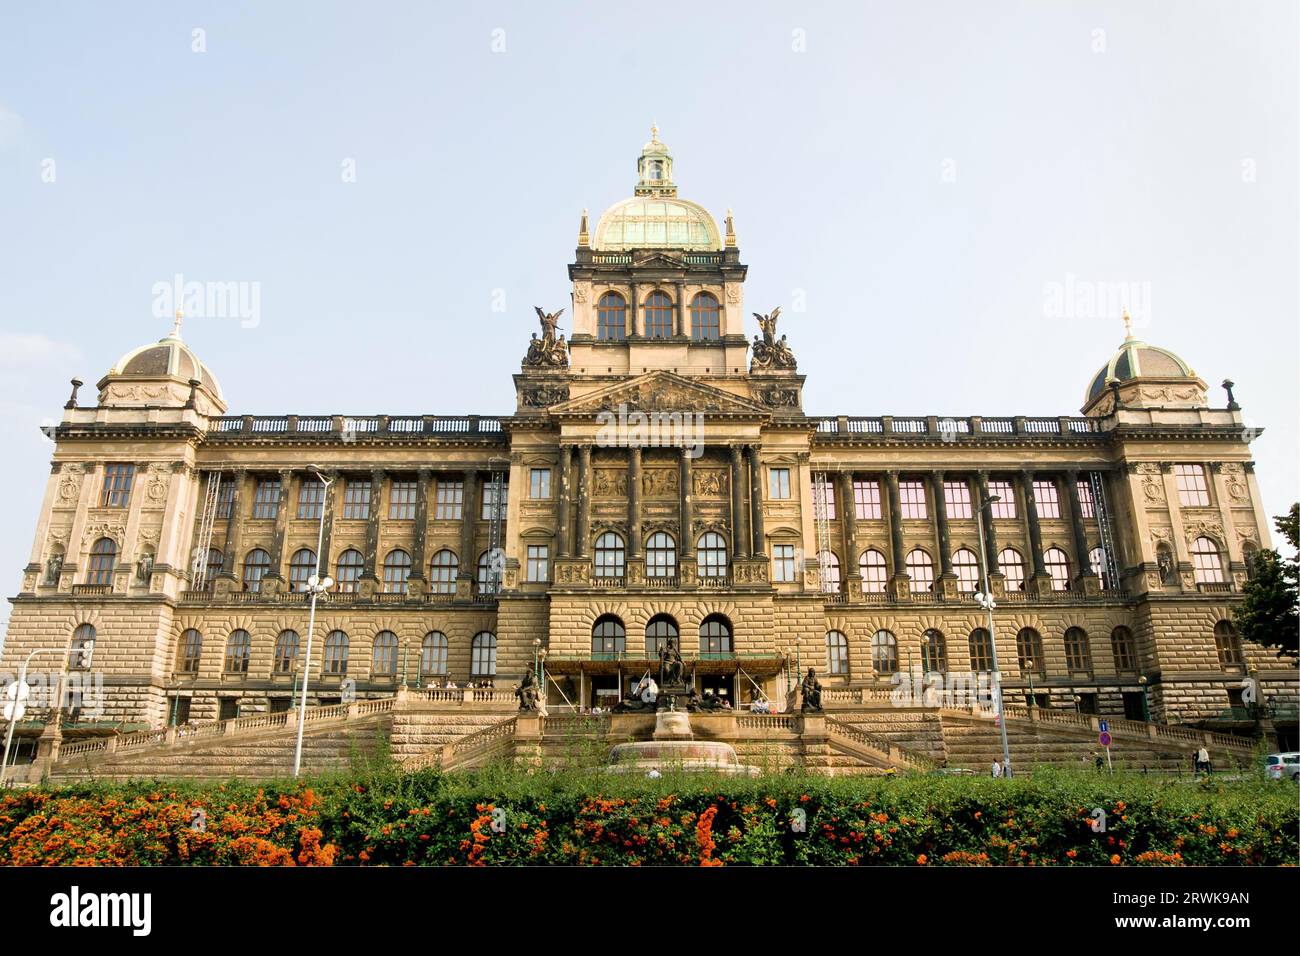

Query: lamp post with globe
<box><xmin>293</xmin><ymin>467</ymin><xmax>335</xmax><ymax>778</ymax></box>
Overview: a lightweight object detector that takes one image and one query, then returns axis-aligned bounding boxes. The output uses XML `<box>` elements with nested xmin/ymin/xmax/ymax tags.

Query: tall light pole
<box><xmin>1</xmin><ymin>647</ymin><xmax>64</xmax><ymax>787</ymax></box>
<box><xmin>974</xmin><ymin>496</ymin><xmax>1014</xmax><ymax>777</ymax></box>
<box><xmin>1138</xmin><ymin>674</ymin><xmax>1150</xmax><ymax>722</ymax></box>
<box><xmin>293</xmin><ymin>466</ymin><xmax>335</xmax><ymax>778</ymax></box>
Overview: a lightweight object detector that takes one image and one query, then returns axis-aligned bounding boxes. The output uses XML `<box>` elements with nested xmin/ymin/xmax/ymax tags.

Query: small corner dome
<box><xmin>1082</xmin><ymin>321</ymin><xmax>1206</xmax><ymax>415</ymax></box>
<box><xmin>98</xmin><ymin>319</ymin><xmax>225</xmax><ymax>412</ymax></box>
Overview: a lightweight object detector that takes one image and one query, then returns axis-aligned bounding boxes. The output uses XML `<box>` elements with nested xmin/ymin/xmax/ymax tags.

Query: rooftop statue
<box><xmin>524</xmin><ymin>306</ymin><xmax>569</xmax><ymax>368</ymax></box>
<box><xmin>750</xmin><ymin>307</ymin><xmax>796</xmax><ymax>371</ymax></box>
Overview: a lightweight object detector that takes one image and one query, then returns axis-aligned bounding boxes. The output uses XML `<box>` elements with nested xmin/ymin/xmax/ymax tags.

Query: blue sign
<box><xmin>1098</xmin><ymin>720</ymin><xmax>1109</xmax><ymax>733</ymax></box>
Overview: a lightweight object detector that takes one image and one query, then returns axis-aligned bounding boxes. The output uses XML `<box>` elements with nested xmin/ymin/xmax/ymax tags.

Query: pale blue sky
<box><xmin>1</xmin><ymin>1</ymin><xmax>1296</xmax><ymax>628</ymax></box>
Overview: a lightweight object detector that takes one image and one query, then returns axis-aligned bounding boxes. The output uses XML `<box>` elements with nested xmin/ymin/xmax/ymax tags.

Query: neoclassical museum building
<box><xmin>4</xmin><ymin>130</ymin><xmax>1294</xmax><ymax>743</ymax></box>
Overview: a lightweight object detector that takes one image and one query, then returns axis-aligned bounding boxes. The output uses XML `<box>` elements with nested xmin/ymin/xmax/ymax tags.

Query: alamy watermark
<box><xmin>596</xmin><ymin>403</ymin><xmax>704</xmax><ymax>459</ymax></box>
<box><xmin>151</xmin><ymin>273</ymin><xmax>261</xmax><ymax>329</ymax></box>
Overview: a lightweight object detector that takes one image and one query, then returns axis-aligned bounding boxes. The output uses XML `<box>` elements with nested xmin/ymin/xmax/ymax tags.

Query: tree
<box><xmin>1233</xmin><ymin>503</ymin><xmax>1298</xmax><ymax>659</ymax></box>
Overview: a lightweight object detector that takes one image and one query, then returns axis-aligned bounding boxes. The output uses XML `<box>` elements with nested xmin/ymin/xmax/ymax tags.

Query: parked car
<box><xmin>1264</xmin><ymin>752</ymin><xmax>1299</xmax><ymax>781</ymax></box>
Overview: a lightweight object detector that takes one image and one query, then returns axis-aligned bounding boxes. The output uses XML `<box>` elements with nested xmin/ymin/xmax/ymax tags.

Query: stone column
<box><xmin>266</xmin><ymin>468</ymin><xmax>293</xmax><ymax>586</ymax></box>
<box><xmin>627</xmin><ymin>446</ymin><xmax>642</xmax><ymax>558</ymax></box>
<box><xmin>361</xmin><ymin>468</ymin><xmax>385</xmax><ymax>586</ymax></box>
<box><xmin>576</xmin><ymin>445</ymin><xmax>592</xmax><ymax>558</ymax></box>
<box><xmin>747</xmin><ymin>445</ymin><xmax>766</xmax><ymax>556</ymax></box>
<box><xmin>931</xmin><ymin>471</ymin><xmax>954</xmax><ymax>579</ymax></box>
<box><xmin>885</xmin><ymin>471</ymin><xmax>908</xmax><ymax>592</ymax></box>
<box><xmin>628</xmin><ymin>281</ymin><xmax>640</xmax><ymax>338</ymax></box>
<box><xmin>730</xmin><ymin>445</ymin><xmax>750</xmax><ymax>559</ymax></box>
<box><xmin>1065</xmin><ymin>469</ymin><xmax>1097</xmax><ymax>590</ymax></box>
<box><xmin>556</xmin><ymin>445</ymin><xmax>572</xmax><ymax>558</ymax></box>
<box><xmin>676</xmin><ymin>281</ymin><xmax>687</xmax><ymax>336</ymax></box>
<box><xmin>319</xmin><ymin>470</ymin><xmax>338</xmax><ymax>579</ymax></box>
<box><xmin>407</xmin><ymin>468</ymin><xmax>431</xmax><ymax>589</ymax></box>
<box><xmin>839</xmin><ymin>471</ymin><xmax>861</xmax><ymax>597</ymax></box>
<box><xmin>221</xmin><ymin>469</ymin><xmax>248</xmax><ymax>583</ymax></box>
<box><xmin>976</xmin><ymin>471</ymin><xmax>1001</xmax><ymax>576</ymax></box>
<box><xmin>1021</xmin><ymin>470</ymin><xmax>1047</xmax><ymax>589</ymax></box>
<box><xmin>679</xmin><ymin>446</ymin><xmax>694</xmax><ymax>559</ymax></box>
<box><xmin>458</xmin><ymin>468</ymin><xmax>478</xmax><ymax>581</ymax></box>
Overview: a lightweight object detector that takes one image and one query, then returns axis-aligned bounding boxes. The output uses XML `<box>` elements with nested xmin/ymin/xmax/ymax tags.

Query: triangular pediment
<box><xmin>550</xmin><ymin>371</ymin><xmax>770</xmax><ymax>417</ymax></box>
<box><xmin>631</xmin><ymin>250</ymin><xmax>686</xmax><ymax>269</ymax></box>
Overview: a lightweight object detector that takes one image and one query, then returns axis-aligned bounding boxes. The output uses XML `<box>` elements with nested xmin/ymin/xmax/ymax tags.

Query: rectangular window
<box><xmin>526</xmin><ymin>544</ymin><xmax>549</xmax><ymax>582</ymax></box>
<box><xmin>1075</xmin><ymin>480</ymin><xmax>1095</xmax><ymax>519</ymax></box>
<box><xmin>772</xmin><ymin>544</ymin><xmax>798</xmax><ymax>582</ymax></box>
<box><xmin>529</xmin><ymin>468</ymin><xmax>552</xmax><ymax>499</ymax></box>
<box><xmin>389</xmin><ymin>480</ymin><xmax>417</xmax><ymax>519</ymax></box>
<box><xmin>988</xmin><ymin>481</ymin><xmax>1016</xmax><ymax>519</ymax></box>
<box><xmin>252</xmin><ymin>478</ymin><xmax>281</xmax><ymax>520</ymax></box>
<box><xmin>101</xmin><ymin>464</ymin><xmax>135</xmax><ymax>508</ymax></box>
<box><xmin>899</xmin><ymin>480</ymin><xmax>927</xmax><ymax>520</ymax></box>
<box><xmin>768</xmin><ymin>468</ymin><xmax>791</xmax><ymax>500</ymax></box>
<box><xmin>1175</xmin><ymin>464</ymin><xmax>1211</xmax><ymax>507</ymax></box>
<box><xmin>814</xmin><ymin>480</ymin><xmax>836</xmax><ymax>519</ymax></box>
<box><xmin>943</xmin><ymin>480</ymin><xmax>972</xmax><ymax>519</ymax></box>
<box><xmin>1032</xmin><ymin>480</ymin><xmax>1060</xmax><ymax>519</ymax></box>
<box><xmin>215</xmin><ymin>481</ymin><xmax>235</xmax><ymax>519</ymax></box>
<box><xmin>853</xmin><ymin>479</ymin><xmax>882</xmax><ymax>520</ymax></box>
<box><xmin>481</xmin><ymin>481</ymin><xmax>509</xmax><ymax>520</ymax></box>
<box><xmin>297</xmin><ymin>480</ymin><xmax>324</xmax><ymax>520</ymax></box>
<box><xmin>342</xmin><ymin>480</ymin><xmax>371</xmax><ymax>520</ymax></box>
<box><xmin>435</xmin><ymin>480</ymin><xmax>464</xmax><ymax>520</ymax></box>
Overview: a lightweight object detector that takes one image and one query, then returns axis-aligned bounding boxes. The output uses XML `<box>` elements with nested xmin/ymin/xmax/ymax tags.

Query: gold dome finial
<box><xmin>171</xmin><ymin>308</ymin><xmax>184</xmax><ymax>340</ymax></box>
<box><xmin>650</xmin><ymin>122</ymin><xmax>659</xmax><ymax>143</ymax></box>
<box><xmin>725</xmin><ymin>208</ymin><xmax>736</xmax><ymax>248</ymax></box>
<box><xmin>1122</xmin><ymin>308</ymin><xmax>1134</xmax><ymax>342</ymax></box>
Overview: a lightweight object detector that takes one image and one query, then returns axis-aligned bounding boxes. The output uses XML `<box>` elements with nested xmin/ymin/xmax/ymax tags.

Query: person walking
<box><xmin>1197</xmin><ymin>746</ymin><xmax>1211</xmax><ymax>775</ymax></box>
<box><xmin>991</xmin><ymin>758</ymin><xmax>1002</xmax><ymax>779</ymax></box>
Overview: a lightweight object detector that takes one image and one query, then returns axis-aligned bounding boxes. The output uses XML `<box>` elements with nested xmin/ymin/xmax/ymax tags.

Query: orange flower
<box><xmin>1109</xmin><ymin>854</ymin><xmax>1121</xmax><ymax>865</ymax></box>
<box><xmin>916</xmin><ymin>854</ymin><xmax>928</xmax><ymax>865</ymax></box>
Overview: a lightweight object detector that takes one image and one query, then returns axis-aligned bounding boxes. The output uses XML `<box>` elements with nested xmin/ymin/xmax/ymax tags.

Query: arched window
<box><xmin>1064</xmin><ymin>626</ymin><xmax>1092</xmax><ymax>675</ymax></box>
<box><xmin>594</xmin><ymin>531</ymin><xmax>626</xmax><ymax>578</ymax></box>
<box><xmin>179</xmin><ymin>628</ymin><xmax>203</xmax><ymax>674</ymax></box>
<box><xmin>700</xmin><ymin>615</ymin><xmax>733</xmax><ymax>656</ymax></box>
<box><xmin>645</xmin><ymin>615</ymin><xmax>678</xmax><ymax>657</ymax></box>
<box><xmin>421</xmin><ymin>632</ymin><xmax>449</xmax><ymax>677</ymax></box>
<box><xmin>952</xmin><ymin>549</ymin><xmax>980</xmax><ymax>592</ymax></box>
<box><xmin>471</xmin><ymin>632</ymin><xmax>497</xmax><ymax>677</ymax></box>
<box><xmin>86</xmin><ymin>537</ymin><xmax>117</xmax><ymax>586</ymax></box>
<box><xmin>224</xmin><ymin>629</ymin><xmax>251</xmax><ymax>674</ymax></box>
<box><xmin>1110</xmin><ymin>626</ymin><xmax>1136</xmax><ymax>674</ymax></box>
<box><xmin>859</xmin><ymin>549</ymin><xmax>888</xmax><ymax>592</ymax></box>
<box><xmin>690</xmin><ymin>292</ymin><xmax>721</xmax><ymax>341</ymax></box>
<box><xmin>905</xmin><ymin>549</ymin><xmax>934</xmax><ymax>593</ymax></box>
<box><xmin>643</xmin><ymin>290</ymin><xmax>673</xmax><ymax>338</ymax></box>
<box><xmin>383</xmin><ymin>549</ymin><xmax>412</xmax><ymax>593</ymax></box>
<box><xmin>646</xmin><ymin>532</ymin><xmax>677</xmax><ymax>578</ymax></box>
<box><xmin>1043</xmin><ymin>547</ymin><xmax>1071</xmax><ymax>591</ymax></box>
<box><xmin>203</xmin><ymin>548</ymin><xmax>225</xmax><ymax>589</ymax></box>
<box><xmin>592</xmin><ymin>615</ymin><xmax>626</xmax><ymax>658</ymax></box>
<box><xmin>998</xmin><ymin>548</ymin><xmax>1025</xmax><ymax>591</ymax></box>
<box><xmin>371</xmin><ymin>630</ymin><xmax>398</xmax><ymax>677</ymax></box>
<box><xmin>921</xmin><ymin>629</ymin><xmax>947</xmax><ymax>673</ymax></box>
<box><xmin>826</xmin><ymin>630</ymin><xmax>849</xmax><ymax>676</ymax></box>
<box><xmin>968</xmin><ymin>628</ymin><xmax>994</xmax><ymax>673</ymax></box>
<box><xmin>274</xmin><ymin>630</ymin><xmax>299</xmax><ymax>674</ymax></box>
<box><xmin>696</xmin><ymin>532</ymin><xmax>728</xmax><ymax>579</ymax></box>
<box><xmin>1016</xmin><ymin>628</ymin><xmax>1045</xmax><ymax>678</ymax></box>
<box><xmin>1191</xmin><ymin>537</ymin><xmax>1224</xmax><ymax>584</ymax></box>
<box><xmin>242</xmin><ymin>548</ymin><xmax>271</xmax><ymax>592</ymax></box>
<box><xmin>871</xmin><ymin>629</ymin><xmax>898</xmax><ymax>676</ymax></box>
<box><xmin>818</xmin><ymin>551</ymin><xmax>841</xmax><ymax>593</ymax></box>
<box><xmin>288</xmin><ymin>548</ymin><xmax>317</xmax><ymax>590</ymax></box>
<box><xmin>336</xmin><ymin>549</ymin><xmax>364</xmax><ymax>593</ymax></box>
<box><xmin>1213</xmin><ymin>620</ymin><xmax>1244</xmax><ymax>669</ymax></box>
<box><xmin>324</xmin><ymin>630</ymin><xmax>349</xmax><ymax>676</ymax></box>
<box><xmin>429</xmin><ymin>549</ymin><xmax>458</xmax><ymax>593</ymax></box>
<box><xmin>597</xmin><ymin>292</ymin><xmax>627</xmax><ymax>341</ymax></box>
<box><xmin>70</xmin><ymin>623</ymin><xmax>95</xmax><ymax>670</ymax></box>
<box><xmin>1088</xmin><ymin>547</ymin><xmax>1110</xmax><ymax>589</ymax></box>
<box><xmin>477</xmin><ymin>550</ymin><xmax>502</xmax><ymax>594</ymax></box>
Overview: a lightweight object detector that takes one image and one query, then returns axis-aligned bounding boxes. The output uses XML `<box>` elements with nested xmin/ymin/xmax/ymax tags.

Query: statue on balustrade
<box><xmin>515</xmin><ymin>668</ymin><xmax>540</xmax><ymax>712</ymax></box>
<box><xmin>801</xmin><ymin>668</ymin><xmax>823</xmax><ymax>712</ymax></box>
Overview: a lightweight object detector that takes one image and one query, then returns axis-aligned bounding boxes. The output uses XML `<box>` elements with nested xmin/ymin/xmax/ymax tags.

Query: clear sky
<box><xmin>0</xmin><ymin>1</ymin><xmax>1296</xmax><ymax>629</ymax></box>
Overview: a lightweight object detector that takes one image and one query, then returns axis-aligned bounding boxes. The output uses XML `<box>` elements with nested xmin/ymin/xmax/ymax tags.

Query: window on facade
<box><xmin>1213</xmin><ymin>620</ymin><xmax>1243</xmax><ymax>669</ymax></box>
<box><xmin>383</xmin><ymin>549</ymin><xmax>412</xmax><ymax>593</ymax></box>
<box><xmin>421</xmin><ymin>632</ymin><xmax>449</xmax><ymax>677</ymax></box>
<box><xmin>529</xmin><ymin>468</ymin><xmax>551</xmax><ymax>499</ymax></box>
<box><xmin>225</xmin><ymin>629</ymin><xmax>251</xmax><ymax>674</ymax></box>
<box><xmin>859</xmin><ymin>549</ymin><xmax>888</xmax><ymax>592</ymax></box>
<box><xmin>952</xmin><ymin>549</ymin><xmax>980</xmax><ymax>592</ymax></box>
<box><xmin>813</xmin><ymin>480</ymin><xmax>836</xmax><ymax>520</ymax></box>
<box><xmin>101</xmin><ymin>463</ymin><xmax>135</xmax><ymax>508</ymax></box>
<box><xmin>690</xmin><ymin>292</ymin><xmax>721</xmax><ymax>341</ymax></box>
<box><xmin>943</xmin><ymin>481</ymin><xmax>973</xmax><ymax>519</ymax></box>
<box><xmin>700</xmin><ymin>615</ymin><xmax>733</xmax><ymax>656</ymax></box>
<box><xmin>643</xmin><ymin>291</ymin><xmax>673</xmax><ymax>338</ymax></box>
<box><xmin>86</xmin><ymin>537</ymin><xmax>117</xmax><ymax>586</ymax></box>
<box><xmin>1032</xmin><ymin>480</ymin><xmax>1060</xmax><ymax>519</ymax></box>
<box><xmin>202</xmin><ymin>548</ymin><xmax>225</xmax><ymax>588</ymax></box>
<box><xmin>389</xmin><ymin>480</ymin><xmax>417</xmax><ymax>519</ymax></box>
<box><xmin>1043</xmin><ymin>547</ymin><xmax>1071</xmax><ymax>591</ymax></box>
<box><xmin>525</xmin><ymin>544</ymin><xmax>549</xmax><ymax>582</ymax></box>
<box><xmin>371</xmin><ymin>631</ymin><xmax>398</xmax><ymax>677</ymax></box>
<box><xmin>871</xmin><ymin>629</ymin><xmax>898</xmax><ymax>676</ymax></box>
<box><xmin>1064</xmin><ymin>627</ymin><xmax>1092</xmax><ymax>675</ymax></box>
<box><xmin>592</xmin><ymin>616</ymin><xmax>626</xmax><ymax>658</ymax></box>
<box><xmin>481</xmin><ymin>480</ymin><xmax>508</xmax><ymax>520</ymax></box>
<box><xmin>646</xmin><ymin>532</ymin><xmax>677</xmax><ymax>577</ymax></box>
<box><xmin>435</xmin><ymin>480</ymin><xmax>463</xmax><ymax>520</ymax></box>
<box><xmin>696</xmin><ymin>532</ymin><xmax>728</xmax><ymax>578</ymax></box>
<box><xmin>274</xmin><ymin>630</ymin><xmax>299</xmax><ymax>674</ymax></box>
<box><xmin>988</xmin><ymin>481</ymin><xmax>1017</xmax><ymax>518</ymax></box>
<box><xmin>1088</xmin><ymin>547</ymin><xmax>1110</xmax><ymax>589</ymax></box>
<box><xmin>429</xmin><ymin>549</ymin><xmax>458</xmax><ymax>593</ymax></box>
<box><xmin>968</xmin><ymin>628</ymin><xmax>994</xmax><ymax>673</ymax></box>
<box><xmin>1191</xmin><ymin>537</ymin><xmax>1224</xmax><ymax>584</ymax></box>
<box><xmin>597</xmin><ymin>292</ymin><xmax>627</xmax><ymax>341</ymax></box>
<box><xmin>343</xmin><ymin>480</ymin><xmax>371</xmax><ymax>520</ymax></box>
<box><xmin>179</xmin><ymin>628</ymin><xmax>203</xmax><ymax>674</ymax></box>
<box><xmin>324</xmin><ymin>630</ymin><xmax>349</xmax><ymax>676</ymax></box>
<box><xmin>1076</xmin><ymin>480</ymin><xmax>1095</xmax><ymax>519</ymax></box>
<box><xmin>772</xmin><ymin>544</ymin><xmax>798</xmax><ymax>583</ymax></box>
<box><xmin>646</xmin><ymin>615</ymin><xmax>678</xmax><ymax>657</ymax></box>
<box><xmin>1175</xmin><ymin>464</ymin><xmax>1210</xmax><ymax>507</ymax></box>
<box><xmin>899</xmin><ymin>480</ymin><xmax>927</xmax><ymax>519</ymax></box>
<box><xmin>215</xmin><ymin>480</ymin><xmax>235</xmax><ymax>518</ymax></box>
<box><xmin>1016</xmin><ymin>628</ymin><xmax>1045</xmax><ymax>677</ymax></box>
<box><xmin>288</xmin><ymin>548</ymin><xmax>317</xmax><ymax>590</ymax></box>
<box><xmin>853</xmin><ymin>479</ymin><xmax>882</xmax><ymax>519</ymax></box>
<box><xmin>252</xmin><ymin>478</ymin><xmax>281</xmax><ymax>520</ymax></box>
<box><xmin>905</xmin><ymin>549</ymin><xmax>934</xmax><ymax>592</ymax></box>
<box><xmin>998</xmin><ymin>548</ymin><xmax>1025</xmax><ymax>591</ymax></box>
<box><xmin>471</xmin><ymin>632</ymin><xmax>497</xmax><ymax>677</ymax></box>
<box><xmin>1110</xmin><ymin>626</ymin><xmax>1137</xmax><ymax>674</ymax></box>
<box><xmin>297</xmin><ymin>480</ymin><xmax>325</xmax><ymax>519</ymax></box>
<box><xmin>70</xmin><ymin>624</ymin><xmax>95</xmax><ymax>670</ymax></box>
<box><xmin>768</xmin><ymin>468</ymin><xmax>791</xmax><ymax>500</ymax></box>
<box><xmin>476</xmin><ymin>550</ymin><xmax>502</xmax><ymax>594</ymax></box>
<box><xmin>242</xmin><ymin>548</ymin><xmax>271</xmax><ymax>592</ymax></box>
<box><xmin>818</xmin><ymin>551</ymin><xmax>841</xmax><ymax>593</ymax></box>
<box><xmin>826</xmin><ymin>630</ymin><xmax>849</xmax><ymax>676</ymax></box>
<box><xmin>594</xmin><ymin>532</ymin><xmax>626</xmax><ymax>578</ymax></box>
<box><xmin>921</xmin><ymin>629</ymin><xmax>947</xmax><ymax>674</ymax></box>
<box><xmin>335</xmin><ymin>549</ymin><xmax>364</xmax><ymax>592</ymax></box>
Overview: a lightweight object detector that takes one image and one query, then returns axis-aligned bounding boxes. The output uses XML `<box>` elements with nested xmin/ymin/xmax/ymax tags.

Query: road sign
<box><xmin>1099</xmin><ymin>731</ymin><xmax>1112</xmax><ymax>747</ymax></box>
<box><xmin>1098</xmin><ymin>720</ymin><xmax>1109</xmax><ymax>733</ymax></box>
<box><xmin>3</xmin><ymin>682</ymin><xmax>30</xmax><ymax>722</ymax></box>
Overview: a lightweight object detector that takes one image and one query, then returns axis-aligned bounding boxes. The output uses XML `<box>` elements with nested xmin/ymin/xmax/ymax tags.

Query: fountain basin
<box><xmin>606</xmin><ymin>739</ymin><xmax>759</xmax><ymax>776</ymax></box>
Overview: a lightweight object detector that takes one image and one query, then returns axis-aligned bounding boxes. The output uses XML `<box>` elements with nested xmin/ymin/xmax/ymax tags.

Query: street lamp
<box><xmin>1138</xmin><ymin>675</ymin><xmax>1150</xmax><ymax>722</ymax></box>
<box><xmin>1</xmin><ymin>647</ymin><xmax>65</xmax><ymax>787</ymax></box>
<box><xmin>533</xmin><ymin>638</ymin><xmax>542</xmax><ymax>683</ymax></box>
<box><xmin>1072</xmin><ymin>694</ymin><xmax>1082</xmax><ymax>715</ymax></box>
<box><xmin>974</xmin><ymin>494</ymin><xmax>1014</xmax><ymax>777</ymax></box>
<box><xmin>292</xmin><ymin>466</ymin><xmax>335</xmax><ymax>778</ymax></box>
<box><xmin>1026</xmin><ymin>660</ymin><xmax>1036</xmax><ymax>707</ymax></box>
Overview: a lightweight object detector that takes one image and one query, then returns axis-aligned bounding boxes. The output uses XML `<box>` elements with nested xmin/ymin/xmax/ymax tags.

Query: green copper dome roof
<box><xmin>1085</xmin><ymin>331</ymin><xmax>1196</xmax><ymax>405</ymax></box>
